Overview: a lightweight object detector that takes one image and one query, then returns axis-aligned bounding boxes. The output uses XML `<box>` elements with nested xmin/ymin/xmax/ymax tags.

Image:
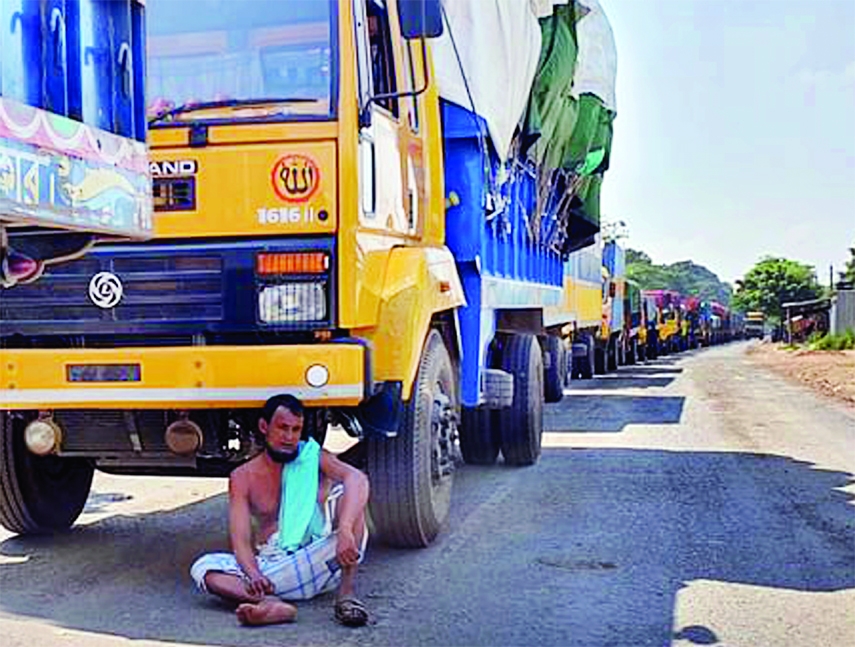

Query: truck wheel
<box><xmin>498</xmin><ymin>334</ymin><xmax>543</xmax><ymax>467</ymax></box>
<box><xmin>459</xmin><ymin>406</ymin><xmax>499</xmax><ymax>465</ymax></box>
<box><xmin>594</xmin><ymin>345</ymin><xmax>606</xmax><ymax>374</ymax></box>
<box><xmin>607</xmin><ymin>339</ymin><xmax>618</xmax><ymax>372</ymax></box>
<box><xmin>542</xmin><ymin>335</ymin><xmax>566</xmax><ymax>404</ymax></box>
<box><xmin>0</xmin><ymin>413</ymin><xmax>94</xmax><ymax>534</ymax></box>
<box><xmin>579</xmin><ymin>336</ymin><xmax>595</xmax><ymax>379</ymax></box>
<box><xmin>649</xmin><ymin>335</ymin><xmax>659</xmax><ymax>359</ymax></box>
<box><xmin>366</xmin><ymin>330</ymin><xmax>457</xmax><ymax>548</ymax></box>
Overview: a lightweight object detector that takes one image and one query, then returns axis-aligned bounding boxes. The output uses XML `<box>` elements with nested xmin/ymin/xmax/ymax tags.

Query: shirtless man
<box><xmin>190</xmin><ymin>394</ymin><xmax>370</xmax><ymax>626</ymax></box>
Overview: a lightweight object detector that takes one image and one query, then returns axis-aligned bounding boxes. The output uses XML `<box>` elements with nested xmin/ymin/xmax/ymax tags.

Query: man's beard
<box><xmin>264</xmin><ymin>440</ymin><xmax>300</xmax><ymax>464</ymax></box>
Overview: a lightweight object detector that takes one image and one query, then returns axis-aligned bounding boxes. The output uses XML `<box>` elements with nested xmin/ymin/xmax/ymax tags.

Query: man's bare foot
<box><xmin>236</xmin><ymin>597</ymin><xmax>297</xmax><ymax>626</ymax></box>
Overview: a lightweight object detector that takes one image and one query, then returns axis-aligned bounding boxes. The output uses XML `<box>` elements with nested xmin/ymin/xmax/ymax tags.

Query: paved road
<box><xmin>1</xmin><ymin>342</ymin><xmax>853</xmax><ymax>646</ymax></box>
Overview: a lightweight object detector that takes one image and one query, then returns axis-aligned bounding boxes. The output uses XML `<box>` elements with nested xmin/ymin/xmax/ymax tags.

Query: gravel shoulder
<box><xmin>746</xmin><ymin>343</ymin><xmax>855</xmax><ymax>408</ymax></box>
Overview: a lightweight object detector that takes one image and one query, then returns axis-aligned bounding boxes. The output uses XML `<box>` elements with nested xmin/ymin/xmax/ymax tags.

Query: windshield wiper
<box><xmin>148</xmin><ymin>98</ymin><xmax>317</xmax><ymax>125</ymax></box>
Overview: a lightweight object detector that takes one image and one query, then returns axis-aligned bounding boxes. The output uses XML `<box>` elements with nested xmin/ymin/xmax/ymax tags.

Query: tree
<box><xmin>732</xmin><ymin>257</ymin><xmax>822</xmax><ymax>319</ymax></box>
<box><xmin>665</xmin><ymin>260</ymin><xmax>733</xmax><ymax>304</ymax></box>
<box><xmin>625</xmin><ymin>248</ymin><xmax>651</xmax><ymax>265</ymax></box>
<box><xmin>625</xmin><ymin>249</ymin><xmax>732</xmax><ymax>305</ymax></box>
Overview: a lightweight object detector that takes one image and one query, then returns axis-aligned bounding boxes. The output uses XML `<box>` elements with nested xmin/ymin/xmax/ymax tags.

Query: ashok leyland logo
<box><xmin>88</xmin><ymin>272</ymin><xmax>123</xmax><ymax>308</ymax></box>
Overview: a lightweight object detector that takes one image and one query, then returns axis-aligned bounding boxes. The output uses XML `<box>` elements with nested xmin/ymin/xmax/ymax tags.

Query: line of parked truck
<box><xmin>562</xmin><ymin>237</ymin><xmax>744</xmax><ymax>382</ymax></box>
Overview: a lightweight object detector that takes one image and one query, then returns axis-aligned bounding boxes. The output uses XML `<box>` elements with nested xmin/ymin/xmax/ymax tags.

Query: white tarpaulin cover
<box><xmin>530</xmin><ymin>0</ymin><xmax>570</xmax><ymax>19</ymax></box>
<box><xmin>433</xmin><ymin>0</ymin><xmax>543</xmax><ymax>161</ymax></box>
<box><xmin>433</xmin><ymin>1</ymin><xmax>617</xmax><ymax>160</ymax></box>
<box><xmin>571</xmin><ymin>0</ymin><xmax>617</xmax><ymax>110</ymax></box>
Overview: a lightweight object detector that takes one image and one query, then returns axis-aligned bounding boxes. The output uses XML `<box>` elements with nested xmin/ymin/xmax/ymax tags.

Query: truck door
<box><xmin>355</xmin><ymin>0</ymin><xmax>422</xmax><ymax>237</ymax></box>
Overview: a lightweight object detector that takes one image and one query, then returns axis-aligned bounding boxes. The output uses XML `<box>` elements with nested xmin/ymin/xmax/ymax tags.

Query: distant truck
<box><xmin>557</xmin><ymin>239</ymin><xmax>607</xmax><ymax>380</ymax></box>
<box><xmin>600</xmin><ymin>240</ymin><xmax>644</xmax><ymax>368</ymax></box>
<box><xmin>744</xmin><ymin>311</ymin><xmax>767</xmax><ymax>339</ymax></box>
<box><xmin>595</xmin><ymin>238</ymin><xmax>625</xmax><ymax>373</ymax></box>
<box><xmin>620</xmin><ymin>278</ymin><xmax>643</xmax><ymax>363</ymax></box>
<box><xmin>563</xmin><ymin>236</ymin><xmax>629</xmax><ymax>379</ymax></box>
<box><xmin>682</xmin><ymin>297</ymin><xmax>701</xmax><ymax>350</ymax></box>
<box><xmin>0</xmin><ymin>0</ymin><xmax>151</xmax><ymax>288</ymax></box>
<box><xmin>641</xmin><ymin>289</ymin><xmax>682</xmax><ymax>354</ymax></box>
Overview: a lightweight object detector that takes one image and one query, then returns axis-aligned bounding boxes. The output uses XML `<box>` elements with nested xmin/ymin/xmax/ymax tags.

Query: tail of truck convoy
<box><xmin>0</xmin><ymin>0</ymin><xmax>151</xmax><ymax>288</ymax></box>
<box><xmin>744</xmin><ymin>311</ymin><xmax>767</xmax><ymax>339</ymax></box>
<box><xmin>0</xmin><ymin>0</ymin><xmax>618</xmax><ymax>547</ymax></box>
<box><xmin>561</xmin><ymin>240</ymin><xmax>746</xmax><ymax>373</ymax></box>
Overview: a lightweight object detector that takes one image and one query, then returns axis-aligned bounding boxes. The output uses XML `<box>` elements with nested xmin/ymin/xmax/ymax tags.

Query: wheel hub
<box><xmin>431</xmin><ymin>391</ymin><xmax>457</xmax><ymax>484</ymax></box>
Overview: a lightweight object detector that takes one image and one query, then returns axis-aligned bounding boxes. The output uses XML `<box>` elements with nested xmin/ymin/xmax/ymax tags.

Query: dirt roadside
<box><xmin>746</xmin><ymin>342</ymin><xmax>855</xmax><ymax>409</ymax></box>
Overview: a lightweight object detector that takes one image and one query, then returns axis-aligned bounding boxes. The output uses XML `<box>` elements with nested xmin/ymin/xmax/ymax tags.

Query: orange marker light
<box><xmin>256</xmin><ymin>252</ymin><xmax>329</xmax><ymax>275</ymax></box>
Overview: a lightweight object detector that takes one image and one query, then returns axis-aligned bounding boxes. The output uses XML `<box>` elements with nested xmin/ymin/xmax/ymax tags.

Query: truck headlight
<box><xmin>259</xmin><ymin>282</ymin><xmax>327</xmax><ymax>323</ymax></box>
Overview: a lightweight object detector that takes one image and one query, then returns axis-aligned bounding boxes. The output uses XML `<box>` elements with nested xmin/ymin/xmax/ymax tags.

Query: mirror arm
<box><xmin>360</xmin><ymin>37</ymin><xmax>431</xmax><ymax>129</ymax></box>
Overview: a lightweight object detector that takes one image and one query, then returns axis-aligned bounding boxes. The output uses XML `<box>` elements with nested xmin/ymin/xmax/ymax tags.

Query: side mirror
<box><xmin>397</xmin><ymin>0</ymin><xmax>443</xmax><ymax>39</ymax></box>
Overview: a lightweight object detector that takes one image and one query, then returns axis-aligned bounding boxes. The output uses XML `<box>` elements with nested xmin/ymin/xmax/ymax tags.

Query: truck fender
<box><xmin>354</xmin><ymin>246</ymin><xmax>465</xmax><ymax>400</ymax></box>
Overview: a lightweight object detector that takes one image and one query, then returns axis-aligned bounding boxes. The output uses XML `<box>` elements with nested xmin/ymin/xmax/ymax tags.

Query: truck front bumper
<box><xmin>0</xmin><ymin>344</ymin><xmax>367</xmax><ymax>409</ymax></box>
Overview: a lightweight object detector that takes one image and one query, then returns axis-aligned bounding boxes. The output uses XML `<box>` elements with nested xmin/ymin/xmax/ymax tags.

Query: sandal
<box><xmin>334</xmin><ymin>595</ymin><xmax>369</xmax><ymax>627</ymax></box>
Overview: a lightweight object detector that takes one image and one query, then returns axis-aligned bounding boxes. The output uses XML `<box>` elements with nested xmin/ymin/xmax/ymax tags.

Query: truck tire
<box><xmin>0</xmin><ymin>412</ymin><xmax>94</xmax><ymax>534</ymax></box>
<box><xmin>573</xmin><ymin>336</ymin><xmax>595</xmax><ymax>380</ymax></box>
<box><xmin>594</xmin><ymin>345</ymin><xmax>606</xmax><ymax>374</ymax></box>
<box><xmin>542</xmin><ymin>335</ymin><xmax>566</xmax><ymax>404</ymax></box>
<box><xmin>648</xmin><ymin>334</ymin><xmax>659</xmax><ymax>359</ymax></box>
<box><xmin>498</xmin><ymin>334</ymin><xmax>543</xmax><ymax>467</ymax></box>
<box><xmin>607</xmin><ymin>339</ymin><xmax>618</xmax><ymax>372</ymax></box>
<box><xmin>366</xmin><ymin>330</ymin><xmax>457</xmax><ymax>548</ymax></box>
<box><xmin>458</xmin><ymin>406</ymin><xmax>499</xmax><ymax>465</ymax></box>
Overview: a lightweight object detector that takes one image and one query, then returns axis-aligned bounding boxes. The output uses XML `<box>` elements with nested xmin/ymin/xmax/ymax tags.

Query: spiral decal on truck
<box><xmin>88</xmin><ymin>272</ymin><xmax>124</xmax><ymax>309</ymax></box>
<box><xmin>271</xmin><ymin>154</ymin><xmax>320</xmax><ymax>202</ymax></box>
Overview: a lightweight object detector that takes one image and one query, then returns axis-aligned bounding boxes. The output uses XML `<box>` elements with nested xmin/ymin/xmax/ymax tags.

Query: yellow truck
<box><xmin>744</xmin><ymin>311</ymin><xmax>766</xmax><ymax>340</ymax></box>
<box><xmin>549</xmin><ymin>240</ymin><xmax>604</xmax><ymax>380</ymax></box>
<box><xmin>0</xmin><ymin>0</ymin><xmax>617</xmax><ymax>547</ymax></box>
<box><xmin>641</xmin><ymin>289</ymin><xmax>684</xmax><ymax>355</ymax></box>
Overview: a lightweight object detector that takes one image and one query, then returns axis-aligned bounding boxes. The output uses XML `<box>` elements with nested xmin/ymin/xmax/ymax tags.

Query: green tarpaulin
<box><xmin>522</xmin><ymin>2</ymin><xmax>616</xmax><ymax>251</ymax></box>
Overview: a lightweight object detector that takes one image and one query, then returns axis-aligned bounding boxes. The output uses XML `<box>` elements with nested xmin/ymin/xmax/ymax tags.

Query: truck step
<box><xmin>482</xmin><ymin>369</ymin><xmax>514</xmax><ymax>409</ymax></box>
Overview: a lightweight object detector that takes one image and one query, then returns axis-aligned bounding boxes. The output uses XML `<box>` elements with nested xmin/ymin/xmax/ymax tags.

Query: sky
<box><xmin>599</xmin><ymin>0</ymin><xmax>855</xmax><ymax>286</ymax></box>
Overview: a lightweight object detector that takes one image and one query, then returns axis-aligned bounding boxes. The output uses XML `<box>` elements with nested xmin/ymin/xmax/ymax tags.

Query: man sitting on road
<box><xmin>190</xmin><ymin>394</ymin><xmax>371</xmax><ymax>627</ymax></box>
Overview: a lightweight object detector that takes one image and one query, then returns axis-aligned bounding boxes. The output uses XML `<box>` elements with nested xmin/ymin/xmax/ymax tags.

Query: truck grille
<box><xmin>153</xmin><ymin>177</ymin><xmax>196</xmax><ymax>212</ymax></box>
<box><xmin>0</xmin><ymin>253</ymin><xmax>224</xmax><ymax>324</ymax></box>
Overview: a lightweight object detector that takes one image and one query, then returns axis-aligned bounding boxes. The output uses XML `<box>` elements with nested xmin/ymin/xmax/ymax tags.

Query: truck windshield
<box><xmin>146</xmin><ymin>0</ymin><xmax>335</xmax><ymax>123</ymax></box>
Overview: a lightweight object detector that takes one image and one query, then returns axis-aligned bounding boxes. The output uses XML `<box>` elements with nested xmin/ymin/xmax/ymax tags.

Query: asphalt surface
<box><xmin>1</xmin><ymin>342</ymin><xmax>853</xmax><ymax>647</ymax></box>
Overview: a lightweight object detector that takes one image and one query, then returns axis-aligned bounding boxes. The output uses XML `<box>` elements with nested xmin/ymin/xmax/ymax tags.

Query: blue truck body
<box><xmin>0</xmin><ymin>0</ymin><xmax>151</xmax><ymax>288</ymax></box>
<box><xmin>441</xmin><ymin>102</ymin><xmax>568</xmax><ymax>407</ymax></box>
